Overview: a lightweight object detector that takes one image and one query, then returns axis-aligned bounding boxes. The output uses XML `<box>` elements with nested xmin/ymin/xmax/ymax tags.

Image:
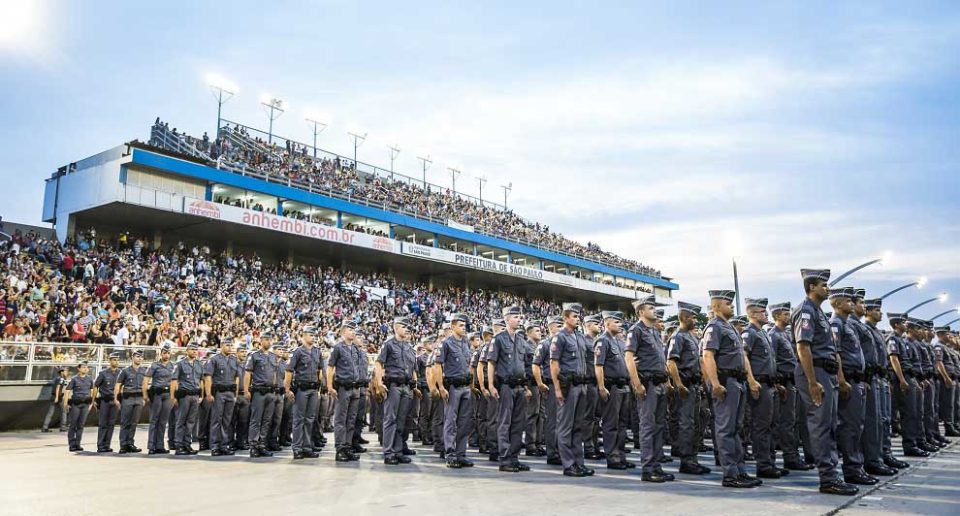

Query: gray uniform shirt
<box><xmin>744</xmin><ymin>324</ymin><xmax>777</xmax><ymax>377</ymax></box>
<box><xmin>173</xmin><ymin>359</ymin><xmax>204</xmax><ymax>391</ymax></box>
<box><xmin>886</xmin><ymin>333</ymin><xmax>914</xmax><ymax>373</ymax></box>
<box><xmin>849</xmin><ymin>317</ymin><xmax>878</xmax><ymax>368</ymax></box>
<box><xmin>488</xmin><ymin>330</ymin><xmax>527</xmax><ymax>380</ymax></box>
<box><xmin>550</xmin><ymin>327</ymin><xmax>588</xmax><ymax>377</ymax></box>
<box><xmin>626</xmin><ymin>321</ymin><xmax>667</xmax><ymax>373</ymax></box>
<box><xmin>328</xmin><ymin>341</ymin><xmax>365</xmax><ymax>384</ymax></box>
<box><xmin>769</xmin><ymin>325</ymin><xmax>798</xmax><ymax>377</ymax></box>
<box><xmin>793</xmin><ymin>298</ymin><xmax>836</xmax><ymax>360</ymax></box>
<box><xmin>205</xmin><ymin>353</ymin><xmax>240</xmax><ymax>386</ymax></box>
<box><xmin>146</xmin><ymin>361</ymin><xmax>175</xmax><ymax>388</ymax></box>
<box><xmin>533</xmin><ymin>339</ymin><xmax>552</xmax><ymax>381</ymax></box>
<box><xmin>667</xmin><ymin>329</ymin><xmax>701</xmax><ymax>375</ymax></box>
<box><xmin>286</xmin><ymin>345</ymin><xmax>322</xmax><ymax>384</ymax></box>
<box><xmin>702</xmin><ymin>317</ymin><xmax>745</xmax><ymax>371</ymax></box>
<box><xmin>437</xmin><ymin>335</ymin><xmax>472</xmax><ymax>379</ymax></box>
<box><xmin>67</xmin><ymin>375</ymin><xmax>94</xmax><ymax>399</ymax></box>
<box><xmin>830</xmin><ymin>315</ymin><xmax>864</xmax><ymax>374</ymax></box>
<box><xmin>594</xmin><ymin>332</ymin><xmax>629</xmax><ymax>380</ymax></box>
<box><xmin>376</xmin><ymin>338</ymin><xmax>416</xmax><ymax>381</ymax></box>
<box><xmin>94</xmin><ymin>367</ymin><xmax>120</xmax><ymax>399</ymax></box>
<box><xmin>245</xmin><ymin>350</ymin><xmax>279</xmax><ymax>387</ymax></box>
<box><xmin>117</xmin><ymin>365</ymin><xmax>146</xmax><ymax>393</ymax></box>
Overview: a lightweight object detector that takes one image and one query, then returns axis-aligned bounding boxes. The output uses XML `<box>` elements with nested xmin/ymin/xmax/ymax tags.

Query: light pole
<box><xmin>388</xmin><ymin>145</ymin><xmax>401</xmax><ymax>178</ymax></box>
<box><xmin>927</xmin><ymin>307</ymin><xmax>960</xmax><ymax>321</ymax></box>
<box><xmin>304</xmin><ymin>118</ymin><xmax>327</xmax><ymax>159</ymax></box>
<box><xmin>417</xmin><ymin>155</ymin><xmax>432</xmax><ymax>189</ymax></box>
<box><xmin>448</xmin><ymin>167</ymin><xmax>461</xmax><ymax>194</ymax></box>
<box><xmin>260</xmin><ymin>96</ymin><xmax>285</xmax><ymax>144</ymax></box>
<box><xmin>206</xmin><ymin>73</ymin><xmax>236</xmax><ymax>136</ymax></box>
<box><xmin>500</xmin><ymin>182</ymin><xmax>512</xmax><ymax>210</ymax></box>
<box><xmin>476</xmin><ymin>176</ymin><xmax>487</xmax><ymax>206</ymax></box>
<box><xmin>904</xmin><ymin>293</ymin><xmax>949</xmax><ymax>315</ymax></box>
<box><xmin>347</xmin><ymin>131</ymin><xmax>367</xmax><ymax>170</ymax></box>
<box><xmin>944</xmin><ymin>317</ymin><xmax>960</xmax><ymax>327</ymax></box>
<box><xmin>829</xmin><ymin>251</ymin><xmax>891</xmax><ymax>287</ymax></box>
<box><xmin>879</xmin><ymin>277</ymin><xmax>928</xmax><ymax>299</ymax></box>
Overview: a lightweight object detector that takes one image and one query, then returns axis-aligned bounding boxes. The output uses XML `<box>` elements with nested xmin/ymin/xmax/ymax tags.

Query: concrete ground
<box><xmin>0</xmin><ymin>427</ymin><xmax>955</xmax><ymax>516</ymax></box>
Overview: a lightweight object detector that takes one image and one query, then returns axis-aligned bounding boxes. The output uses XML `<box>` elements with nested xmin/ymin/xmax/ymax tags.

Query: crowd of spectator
<box><xmin>148</xmin><ymin>120</ymin><xmax>662</xmax><ymax>278</ymax></box>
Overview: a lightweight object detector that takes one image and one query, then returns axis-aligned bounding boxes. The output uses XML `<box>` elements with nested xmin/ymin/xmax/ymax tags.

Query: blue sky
<box><xmin>1</xmin><ymin>1</ymin><xmax>959</xmax><ymax>323</ymax></box>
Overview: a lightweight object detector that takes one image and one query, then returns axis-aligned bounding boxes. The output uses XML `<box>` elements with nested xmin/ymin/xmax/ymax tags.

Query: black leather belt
<box><xmin>639</xmin><ymin>371</ymin><xmax>669</xmax><ymax>385</ymax></box>
<box><xmin>384</xmin><ymin>377</ymin><xmax>413</xmax><ymax>388</ymax></box>
<box><xmin>251</xmin><ymin>386</ymin><xmax>276</xmax><ymax>394</ymax></box>
<box><xmin>813</xmin><ymin>358</ymin><xmax>839</xmax><ymax>374</ymax></box>
<box><xmin>753</xmin><ymin>374</ymin><xmax>777</xmax><ymax>387</ymax></box>
<box><xmin>494</xmin><ymin>376</ymin><xmax>528</xmax><ymax>388</ymax></box>
<box><xmin>68</xmin><ymin>397</ymin><xmax>92</xmax><ymax>406</ymax></box>
<box><xmin>174</xmin><ymin>389</ymin><xmax>200</xmax><ymax>398</ymax></box>
<box><xmin>843</xmin><ymin>370</ymin><xmax>865</xmax><ymax>383</ymax></box>
<box><xmin>121</xmin><ymin>391</ymin><xmax>144</xmax><ymax>399</ymax></box>
<box><xmin>604</xmin><ymin>378</ymin><xmax>629</xmax><ymax>388</ymax></box>
<box><xmin>293</xmin><ymin>381</ymin><xmax>321</xmax><ymax>391</ymax></box>
<box><xmin>718</xmin><ymin>369</ymin><xmax>747</xmax><ymax>383</ymax></box>
<box><xmin>214</xmin><ymin>384</ymin><xmax>236</xmax><ymax>393</ymax></box>
<box><xmin>680</xmin><ymin>371</ymin><xmax>703</xmax><ymax>385</ymax></box>
<box><xmin>148</xmin><ymin>386</ymin><xmax>170</xmax><ymax>395</ymax></box>
<box><xmin>443</xmin><ymin>376</ymin><xmax>472</xmax><ymax>388</ymax></box>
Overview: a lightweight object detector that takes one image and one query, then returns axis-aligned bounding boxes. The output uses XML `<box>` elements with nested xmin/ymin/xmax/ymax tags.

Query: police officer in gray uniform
<box><xmin>144</xmin><ymin>344</ymin><xmax>175</xmax><ymax>454</ymax></box>
<box><xmin>863</xmin><ymin>303</ymin><xmax>909</xmax><ymax>470</ymax></box>
<box><xmin>793</xmin><ymin>270</ymin><xmax>859</xmax><ymax>496</ymax></box>
<box><xmin>436</xmin><ymin>313</ymin><xmax>476</xmax><ymax>468</ymax></box>
<box><xmin>205</xmin><ymin>339</ymin><xmax>240</xmax><ymax>456</ymax></box>
<box><xmin>65</xmin><ymin>361</ymin><xmax>94</xmax><ymax>452</ymax></box>
<box><xmin>906</xmin><ymin>319</ymin><xmax>939</xmax><ymax>452</ymax></box>
<box><xmin>116</xmin><ymin>351</ymin><xmax>146</xmax><ymax>454</ymax></box>
<box><xmin>595</xmin><ymin>310</ymin><xmax>633</xmax><ymax>470</ymax></box>
<box><xmin>625</xmin><ymin>295</ymin><xmax>674</xmax><ymax>482</ymax></box>
<box><xmin>666</xmin><ymin>302</ymin><xmax>710</xmax><ymax>475</ymax></box>
<box><xmin>285</xmin><ymin>325</ymin><xmax>324</xmax><ymax>459</ymax></box>
<box><xmin>267</xmin><ymin>344</ymin><xmax>289</xmax><ymax>452</ymax></box>
<box><xmin>479</xmin><ymin>321</ymin><xmax>504</xmax><ymax>461</ymax></box>
<box><xmin>934</xmin><ymin>327</ymin><xmax>958</xmax><ymax>436</ymax></box>
<box><xmin>244</xmin><ymin>335</ymin><xmax>279</xmax><ymax>458</ymax></box>
<box><xmin>374</xmin><ymin>316</ymin><xmax>419</xmax><ymax>465</ymax></box>
<box><xmin>488</xmin><ymin>306</ymin><xmax>532</xmax><ymax>472</ymax></box>
<box><xmin>523</xmin><ymin>320</ymin><xmax>546</xmax><ymax>457</ymax></box>
<box><xmin>351</xmin><ymin>332</ymin><xmax>372</xmax><ymax>454</ymax></box>
<box><xmin>93</xmin><ymin>352</ymin><xmax>121</xmax><ymax>453</ymax></box>
<box><xmin>703</xmin><ymin>290</ymin><xmax>760</xmax><ymax>488</ymax></box>
<box><xmin>741</xmin><ymin>297</ymin><xmax>787</xmax><ymax>478</ymax></box>
<box><xmin>769</xmin><ymin>302</ymin><xmax>814</xmax><ymax>471</ymax></box>
<box><xmin>328</xmin><ymin>320</ymin><xmax>365</xmax><ymax>462</ymax></box>
<box><xmin>551</xmin><ymin>302</ymin><xmax>594</xmax><ymax>478</ymax></box>
<box><xmin>886</xmin><ymin>313</ymin><xmax>926</xmax><ymax>457</ymax></box>
<box><xmin>535</xmin><ymin>316</ymin><xmax>563</xmax><ymax>465</ymax></box>
<box><xmin>581</xmin><ymin>313</ymin><xmax>603</xmax><ymax>460</ymax></box>
<box><xmin>171</xmin><ymin>342</ymin><xmax>203</xmax><ymax>455</ymax></box>
<box><xmin>233</xmin><ymin>344</ymin><xmax>252</xmax><ymax>451</ymax></box>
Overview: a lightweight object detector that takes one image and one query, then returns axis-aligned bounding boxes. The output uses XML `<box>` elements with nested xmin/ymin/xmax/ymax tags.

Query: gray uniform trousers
<box><xmin>417</xmin><ymin>391</ymin><xmax>433</xmax><ymax>441</ymax></box>
<box><xmin>67</xmin><ymin>402</ymin><xmax>91</xmax><ymax>448</ymax></box>
<box><xmin>97</xmin><ymin>399</ymin><xmax>120</xmax><ymax>450</ymax></box>
<box><xmin>443</xmin><ymin>385</ymin><xmax>474</xmax><ymax>460</ymax></box>
<box><xmin>524</xmin><ymin>384</ymin><xmax>543</xmax><ymax>449</ymax></box>
<box><xmin>580</xmin><ymin>384</ymin><xmax>599</xmax><ymax>454</ymax></box>
<box><xmin>167</xmin><ymin>403</ymin><xmax>177</xmax><ymax>450</ymax></box>
<box><xmin>175</xmin><ymin>395</ymin><xmax>199</xmax><ymax>448</ymax></box>
<box><xmin>711</xmin><ymin>377</ymin><xmax>747</xmax><ymax>479</ymax></box>
<box><xmin>796</xmin><ymin>392</ymin><xmax>814</xmax><ymax>462</ymax></box>
<box><xmin>863</xmin><ymin>378</ymin><xmax>884</xmax><ymax>467</ymax></box>
<box><xmin>474</xmin><ymin>394</ymin><xmax>487</xmax><ymax>449</ymax></box>
<box><xmin>496</xmin><ymin>384</ymin><xmax>527</xmax><ymax>466</ymax></box>
<box><xmin>638</xmin><ymin>381</ymin><xmax>667</xmax><ymax>474</ymax></box>
<box><xmin>600</xmin><ymin>386</ymin><xmax>630</xmax><ymax>465</ymax></box>
<box><xmin>797</xmin><ymin>367</ymin><xmax>841</xmax><ymax>484</ymax></box>
<box><xmin>119</xmin><ymin>397</ymin><xmax>144</xmax><ymax>448</ymax></box>
<box><xmin>334</xmin><ymin>387</ymin><xmax>361</xmax><ymax>450</ymax></box>
<box><xmin>291</xmin><ymin>388</ymin><xmax>319</xmax><ymax>453</ymax></box>
<box><xmin>775</xmin><ymin>384</ymin><xmax>801</xmax><ymax>463</ymax></box>
<box><xmin>952</xmin><ymin>380</ymin><xmax>960</xmax><ymax>429</ymax></box>
<box><xmin>749</xmin><ymin>385</ymin><xmax>776</xmax><ymax>471</ymax></box>
<box><xmin>353</xmin><ymin>393</ymin><xmax>368</xmax><ymax>444</ymax></box>
<box><xmin>924</xmin><ymin>380</ymin><xmax>938</xmax><ymax>441</ymax></box>
<box><xmin>209</xmin><ymin>391</ymin><xmax>236</xmax><ymax>451</ymax></box>
<box><xmin>42</xmin><ymin>401</ymin><xmax>67</xmax><ymax>431</ymax></box>
<box><xmin>234</xmin><ymin>394</ymin><xmax>250</xmax><ymax>447</ymax></box>
<box><xmin>148</xmin><ymin>393</ymin><xmax>172</xmax><ymax>451</ymax></box>
<box><xmin>879</xmin><ymin>379</ymin><xmax>894</xmax><ymax>457</ymax></box>
<box><xmin>557</xmin><ymin>383</ymin><xmax>587</xmax><ymax>469</ymax></box>
<box><xmin>485</xmin><ymin>392</ymin><xmax>500</xmax><ymax>452</ymax></box>
<box><xmin>897</xmin><ymin>377</ymin><xmax>922</xmax><ymax>449</ymax></box>
<box><xmin>545</xmin><ymin>384</ymin><xmax>560</xmax><ymax>460</ymax></box>
<box><xmin>431</xmin><ymin>392</ymin><xmax>445</xmax><ymax>446</ymax></box>
<box><xmin>197</xmin><ymin>396</ymin><xmax>212</xmax><ymax>445</ymax></box>
<box><xmin>939</xmin><ymin>380</ymin><xmax>955</xmax><ymax>427</ymax></box>
<box><xmin>382</xmin><ymin>384</ymin><xmax>413</xmax><ymax>458</ymax></box>
<box><xmin>915</xmin><ymin>379</ymin><xmax>927</xmax><ymax>441</ymax></box>
<box><xmin>838</xmin><ymin>381</ymin><xmax>867</xmax><ymax>476</ymax></box>
<box><xmin>676</xmin><ymin>384</ymin><xmax>702</xmax><ymax>467</ymax></box>
<box><xmin>267</xmin><ymin>392</ymin><xmax>284</xmax><ymax>448</ymax></box>
<box><xmin>248</xmin><ymin>391</ymin><xmax>276</xmax><ymax>448</ymax></box>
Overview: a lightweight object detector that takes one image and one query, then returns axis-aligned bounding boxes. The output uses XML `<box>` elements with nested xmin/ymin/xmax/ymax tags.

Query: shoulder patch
<box><xmin>740</xmin><ymin>332</ymin><xmax>749</xmax><ymax>340</ymax></box>
<box><xmin>801</xmin><ymin>313</ymin><xmax>811</xmax><ymax>320</ymax></box>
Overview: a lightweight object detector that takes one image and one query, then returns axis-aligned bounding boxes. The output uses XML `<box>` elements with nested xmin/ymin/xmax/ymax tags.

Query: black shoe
<box><xmin>489</xmin><ymin>452</ymin><xmax>499</xmax><ymax>462</ymax></box>
<box><xmin>499</xmin><ymin>464</ymin><xmax>521</xmax><ymax>472</ymax></box>
<box><xmin>699</xmin><ymin>444</ymin><xmax>714</xmax><ymax>452</ymax></box>
<box><xmin>785</xmin><ymin>461</ymin><xmax>815</xmax><ymax>471</ymax></box>
<box><xmin>884</xmin><ymin>456</ymin><xmax>909</xmax><ymax>469</ymax></box>
<box><xmin>845</xmin><ymin>472</ymin><xmax>878</xmax><ymax>485</ymax></box>
<box><xmin>564</xmin><ymin>467</ymin><xmax>587</xmax><ymax>477</ymax></box>
<box><xmin>547</xmin><ymin>457</ymin><xmax>563</xmax><ymax>466</ymax></box>
<box><xmin>866</xmin><ymin>464</ymin><xmax>897</xmax><ymax>476</ymax></box>
<box><xmin>250</xmin><ymin>448</ymin><xmax>265</xmax><ymax>458</ymax></box>
<box><xmin>267</xmin><ymin>444</ymin><xmax>282</xmax><ymax>452</ymax></box>
<box><xmin>623</xmin><ymin>460</ymin><xmax>637</xmax><ymax>469</ymax></box>
<box><xmin>904</xmin><ymin>448</ymin><xmax>930</xmax><ymax>457</ymax></box>
<box><xmin>234</xmin><ymin>444</ymin><xmax>249</xmax><ymax>451</ymax></box>
<box><xmin>221</xmin><ymin>449</ymin><xmax>234</xmax><ymax>456</ymax></box>
<box><xmin>536</xmin><ymin>447</ymin><xmax>547</xmax><ymax>456</ymax></box>
<box><xmin>175</xmin><ymin>448</ymin><xmax>192</xmax><ymax>456</ymax></box>
<box><xmin>352</xmin><ymin>445</ymin><xmax>367</xmax><ymax>453</ymax></box>
<box><xmin>525</xmin><ymin>447</ymin><xmax>540</xmax><ymax>457</ymax></box>
<box><xmin>641</xmin><ymin>472</ymin><xmax>668</xmax><ymax>483</ymax></box>
<box><xmin>97</xmin><ymin>448</ymin><xmax>111</xmax><ymax>453</ymax></box>
<box><xmin>68</xmin><ymin>446</ymin><xmax>79</xmax><ymax>452</ymax></box>
<box><xmin>657</xmin><ymin>470</ymin><xmax>675</xmax><ymax>481</ymax></box>
<box><xmin>433</xmin><ymin>445</ymin><xmax>444</xmax><ymax>453</ymax></box>
<box><xmin>919</xmin><ymin>442</ymin><xmax>940</xmax><ymax>453</ymax></box>
<box><xmin>679</xmin><ymin>464</ymin><xmax>711</xmax><ymax>475</ymax></box>
<box><xmin>757</xmin><ymin>469</ymin><xmax>782</xmax><ymax>479</ymax></box>
<box><xmin>744</xmin><ymin>452</ymin><xmax>755</xmax><ymax>461</ymax></box>
<box><xmin>402</xmin><ymin>448</ymin><xmax>417</xmax><ymax>456</ymax></box>
<box><xmin>585</xmin><ymin>452</ymin><xmax>603</xmax><ymax>460</ymax></box>
<box><xmin>397</xmin><ymin>455</ymin><xmax>412</xmax><ymax>464</ymax></box>
<box><xmin>739</xmin><ymin>473</ymin><xmax>762</xmax><ymax>486</ymax></box>
<box><xmin>722</xmin><ymin>476</ymin><xmax>758</xmax><ymax>488</ymax></box>
<box><xmin>607</xmin><ymin>462</ymin><xmax>629</xmax><ymax>470</ymax></box>
<box><xmin>198</xmin><ymin>444</ymin><xmax>210</xmax><ymax>452</ymax></box>
<box><xmin>513</xmin><ymin>461</ymin><xmax>530</xmax><ymax>472</ymax></box>
<box><xmin>211</xmin><ymin>449</ymin><xmax>225</xmax><ymax>457</ymax></box>
<box><xmin>335</xmin><ymin>449</ymin><xmax>352</xmax><ymax>462</ymax></box>
<box><xmin>119</xmin><ymin>446</ymin><xmax>130</xmax><ymax>454</ymax></box>
<box><xmin>356</xmin><ymin>437</ymin><xmax>369</xmax><ymax>445</ymax></box>
<box><xmin>41</xmin><ymin>428</ymin><xmax>51</xmax><ymax>433</ymax></box>
<box><xmin>581</xmin><ymin>465</ymin><xmax>595</xmax><ymax>476</ymax></box>
<box><xmin>447</xmin><ymin>459</ymin><xmax>463</xmax><ymax>469</ymax></box>
<box><xmin>383</xmin><ymin>456</ymin><xmax>399</xmax><ymax>465</ymax></box>
<box><xmin>820</xmin><ymin>481</ymin><xmax>859</xmax><ymax>495</ymax></box>
<box><xmin>304</xmin><ymin>451</ymin><xmax>320</xmax><ymax>458</ymax></box>
<box><xmin>148</xmin><ymin>449</ymin><xmax>160</xmax><ymax>455</ymax></box>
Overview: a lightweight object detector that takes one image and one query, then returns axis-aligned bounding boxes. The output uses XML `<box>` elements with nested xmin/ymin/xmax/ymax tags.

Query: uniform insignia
<box><xmin>887</xmin><ymin>340</ymin><xmax>897</xmax><ymax>354</ymax></box>
<box><xmin>801</xmin><ymin>320</ymin><xmax>811</xmax><ymax>330</ymax></box>
<box><xmin>740</xmin><ymin>332</ymin><xmax>749</xmax><ymax>340</ymax></box>
<box><xmin>705</xmin><ymin>328</ymin><xmax>713</xmax><ymax>335</ymax></box>
<box><xmin>801</xmin><ymin>313</ymin><xmax>811</xmax><ymax>320</ymax></box>
<box><xmin>550</xmin><ymin>343</ymin><xmax>557</xmax><ymax>354</ymax></box>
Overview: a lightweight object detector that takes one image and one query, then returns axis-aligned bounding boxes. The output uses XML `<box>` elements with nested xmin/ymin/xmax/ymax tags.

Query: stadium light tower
<box><xmin>388</xmin><ymin>144</ymin><xmax>401</xmax><ymax>178</ymax></box>
<box><xmin>260</xmin><ymin>95</ymin><xmax>286</xmax><ymax>144</ymax></box>
<box><xmin>206</xmin><ymin>73</ymin><xmax>237</xmax><ymax>136</ymax></box>
<box><xmin>500</xmin><ymin>182</ymin><xmax>512</xmax><ymax>210</ymax></box>
<box><xmin>945</xmin><ymin>316</ymin><xmax>960</xmax><ymax>327</ymax></box>
<box><xmin>928</xmin><ymin>306</ymin><xmax>960</xmax><ymax>321</ymax></box>
<box><xmin>829</xmin><ymin>251</ymin><xmax>892</xmax><ymax>287</ymax></box>
<box><xmin>879</xmin><ymin>276</ymin><xmax>928</xmax><ymax>299</ymax></box>
<box><xmin>347</xmin><ymin>131</ymin><xmax>367</xmax><ymax>170</ymax></box>
<box><xmin>448</xmin><ymin>167</ymin><xmax>461</xmax><ymax>195</ymax></box>
<box><xmin>904</xmin><ymin>292</ymin><xmax>949</xmax><ymax>315</ymax></box>
<box><xmin>476</xmin><ymin>176</ymin><xmax>487</xmax><ymax>206</ymax></box>
<box><xmin>417</xmin><ymin>155</ymin><xmax>432</xmax><ymax>189</ymax></box>
<box><xmin>304</xmin><ymin>117</ymin><xmax>327</xmax><ymax>159</ymax></box>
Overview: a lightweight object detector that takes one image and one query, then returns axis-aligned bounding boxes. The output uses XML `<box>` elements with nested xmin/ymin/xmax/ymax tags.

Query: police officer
<box><xmin>205</xmin><ymin>339</ymin><xmax>240</xmax><ymax>456</ymax></box>
<box><xmin>488</xmin><ymin>306</ymin><xmax>532</xmax><ymax>472</ymax></box>
<box><xmin>93</xmin><ymin>352</ymin><xmax>121</xmax><ymax>453</ymax></box>
<box><xmin>233</xmin><ymin>344</ymin><xmax>252</xmax><ymax>451</ymax></box>
<box><xmin>436</xmin><ymin>313</ymin><xmax>476</xmax><ymax>468</ymax></box>
<box><xmin>328</xmin><ymin>320</ymin><xmax>365</xmax><ymax>462</ymax></box>
<box><xmin>523</xmin><ymin>320</ymin><xmax>546</xmax><ymax>457</ymax></box>
<box><xmin>794</xmin><ymin>269</ymin><xmax>859</xmax><ymax>495</ymax></box>
<box><xmin>886</xmin><ymin>313</ymin><xmax>926</xmax><ymax>457</ymax></box>
<box><xmin>116</xmin><ymin>350</ymin><xmax>146</xmax><ymax>454</ymax></box>
<box><xmin>171</xmin><ymin>342</ymin><xmax>203</xmax><ymax>456</ymax></box>
<box><xmin>144</xmin><ymin>344</ymin><xmax>175</xmax><ymax>454</ymax></box>
<box><xmin>351</xmin><ymin>332</ymin><xmax>372</xmax><ymax>454</ymax></box>
<box><xmin>769</xmin><ymin>302</ymin><xmax>814</xmax><ymax>471</ymax></box>
<box><xmin>920</xmin><ymin>321</ymin><xmax>949</xmax><ymax>447</ymax></box>
<box><xmin>551</xmin><ymin>303</ymin><xmax>594</xmax><ymax>477</ymax></box>
<box><xmin>471</xmin><ymin>328</ymin><xmax>488</xmax><ymax>454</ymax></box>
<box><xmin>703</xmin><ymin>290</ymin><xmax>760</xmax><ymax>488</ymax></box>
<box><xmin>595</xmin><ymin>310</ymin><xmax>633</xmax><ymax>470</ymax></box>
<box><xmin>266</xmin><ymin>344</ymin><xmax>289</xmax><ymax>452</ymax></box>
<box><xmin>935</xmin><ymin>327</ymin><xmax>958</xmax><ymax>437</ymax></box>
<box><xmin>41</xmin><ymin>368</ymin><xmax>69</xmax><ymax>433</ymax></box>
<box><xmin>429</xmin><ymin>329</ymin><xmax>449</xmax><ymax>455</ymax></box>
<box><xmin>666</xmin><ymin>301</ymin><xmax>710</xmax><ymax>475</ymax></box>
<box><xmin>535</xmin><ymin>315</ymin><xmax>563</xmax><ymax>465</ymax></box>
<box><xmin>741</xmin><ymin>297</ymin><xmax>786</xmax><ymax>479</ymax></box>
<box><xmin>862</xmin><ymin>303</ymin><xmax>909</xmax><ymax>470</ymax></box>
<box><xmin>65</xmin><ymin>361</ymin><xmax>94</xmax><ymax>452</ymax></box>
<box><xmin>373</xmin><ymin>316</ymin><xmax>419</xmax><ymax>465</ymax></box>
<box><xmin>581</xmin><ymin>313</ymin><xmax>603</xmax><ymax>460</ymax></box>
<box><xmin>285</xmin><ymin>325</ymin><xmax>324</xmax><ymax>460</ymax></box>
<box><xmin>907</xmin><ymin>319</ymin><xmax>940</xmax><ymax>452</ymax></box>
<box><xmin>625</xmin><ymin>295</ymin><xmax>675</xmax><ymax>482</ymax></box>
<box><xmin>479</xmin><ymin>320</ymin><xmax>504</xmax><ymax>461</ymax></box>
<box><xmin>244</xmin><ymin>334</ymin><xmax>279</xmax><ymax>458</ymax></box>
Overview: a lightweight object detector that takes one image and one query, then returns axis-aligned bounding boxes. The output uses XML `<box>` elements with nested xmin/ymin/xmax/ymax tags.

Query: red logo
<box><xmin>187</xmin><ymin>200</ymin><xmax>221</xmax><ymax>219</ymax></box>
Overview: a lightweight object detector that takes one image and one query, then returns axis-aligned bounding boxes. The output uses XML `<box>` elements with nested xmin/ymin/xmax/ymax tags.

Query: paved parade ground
<box><xmin>0</xmin><ymin>428</ymin><xmax>955</xmax><ymax>516</ymax></box>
